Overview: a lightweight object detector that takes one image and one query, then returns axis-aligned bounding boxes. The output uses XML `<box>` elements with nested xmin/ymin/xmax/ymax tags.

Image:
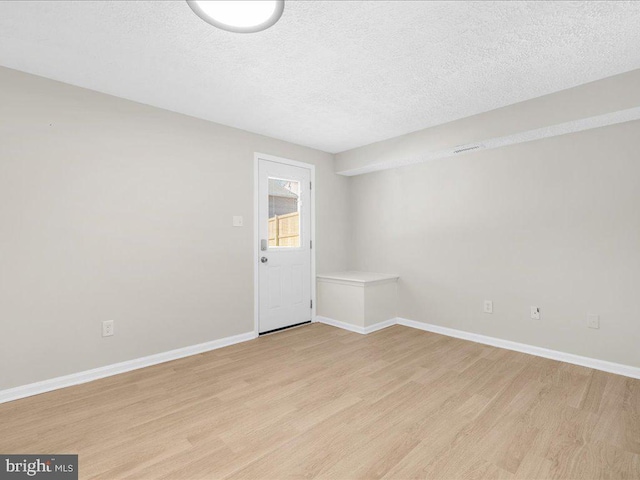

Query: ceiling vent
<box><xmin>453</xmin><ymin>143</ymin><xmax>484</xmax><ymax>154</ymax></box>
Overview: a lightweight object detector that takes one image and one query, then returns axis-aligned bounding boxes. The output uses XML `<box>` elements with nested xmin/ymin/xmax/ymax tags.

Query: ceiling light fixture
<box><xmin>187</xmin><ymin>0</ymin><xmax>284</xmax><ymax>33</ymax></box>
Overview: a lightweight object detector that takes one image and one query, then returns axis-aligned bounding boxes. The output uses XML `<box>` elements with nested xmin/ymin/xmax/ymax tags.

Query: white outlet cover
<box><xmin>587</xmin><ymin>314</ymin><xmax>600</xmax><ymax>329</ymax></box>
<box><xmin>232</xmin><ymin>216</ymin><xmax>243</xmax><ymax>227</ymax></box>
<box><xmin>102</xmin><ymin>320</ymin><xmax>114</xmax><ymax>337</ymax></box>
<box><xmin>483</xmin><ymin>300</ymin><xmax>493</xmax><ymax>314</ymax></box>
<box><xmin>530</xmin><ymin>306</ymin><xmax>540</xmax><ymax>320</ymax></box>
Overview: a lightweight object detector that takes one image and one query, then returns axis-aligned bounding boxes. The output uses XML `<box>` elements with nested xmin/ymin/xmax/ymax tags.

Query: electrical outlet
<box><xmin>530</xmin><ymin>306</ymin><xmax>540</xmax><ymax>320</ymax></box>
<box><xmin>102</xmin><ymin>320</ymin><xmax>114</xmax><ymax>337</ymax></box>
<box><xmin>587</xmin><ymin>314</ymin><xmax>600</xmax><ymax>329</ymax></box>
<box><xmin>232</xmin><ymin>216</ymin><xmax>243</xmax><ymax>227</ymax></box>
<box><xmin>483</xmin><ymin>300</ymin><xmax>493</xmax><ymax>314</ymax></box>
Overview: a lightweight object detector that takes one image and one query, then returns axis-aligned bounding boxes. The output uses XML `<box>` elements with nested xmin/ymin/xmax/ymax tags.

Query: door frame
<box><xmin>253</xmin><ymin>152</ymin><xmax>316</xmax><ymax>336</ymax></box>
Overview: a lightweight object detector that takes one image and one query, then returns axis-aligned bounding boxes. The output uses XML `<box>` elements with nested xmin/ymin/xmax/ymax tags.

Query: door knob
<box><xmin>261</xmin><ymin>257</ymin><xmax>268</xmax><ymax>263</ymax></box>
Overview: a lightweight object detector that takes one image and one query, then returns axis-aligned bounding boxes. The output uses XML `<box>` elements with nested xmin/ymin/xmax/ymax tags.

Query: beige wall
<box><xmin>347</xmin><ymin>120</ymin><xmax>640</xmax><ymax>367</ymax></box>
<box><xmin>2</xmin><ymin>63</ymin><xmax>639</xmax><ymax>391</ymax></box>
<box><xmin>0</xmin><ymin>67</ymin><xmax>349</xmax><ymax>390</ymax></box>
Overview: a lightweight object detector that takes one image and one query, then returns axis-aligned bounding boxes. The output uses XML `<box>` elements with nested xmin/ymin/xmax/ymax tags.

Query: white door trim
<box><xmin>253</xmin><ymin>152</ymin><xmax>316</xmax><ymax>336</ymax></box>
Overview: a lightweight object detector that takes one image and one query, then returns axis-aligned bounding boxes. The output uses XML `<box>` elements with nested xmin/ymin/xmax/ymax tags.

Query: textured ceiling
<box><xmin>1</xmin><ymin>1</ymin><xmax>640</xmax><ymax>153</ymax></box>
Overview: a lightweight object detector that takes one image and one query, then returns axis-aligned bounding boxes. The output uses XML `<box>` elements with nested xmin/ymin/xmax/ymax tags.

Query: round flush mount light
<box><xmin>187</xmin><ymin>0</ymin><xmax>284</xmax><ymax>33</ymax></box>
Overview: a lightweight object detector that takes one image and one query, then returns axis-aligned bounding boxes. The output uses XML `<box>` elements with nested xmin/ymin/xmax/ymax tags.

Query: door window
<box><xmin>268</xmin><ymin>178</ymin><xmax>301</xmax><ymax>248</ymax></box>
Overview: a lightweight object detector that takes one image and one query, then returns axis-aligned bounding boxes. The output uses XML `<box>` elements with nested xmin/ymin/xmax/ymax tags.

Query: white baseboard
<box><xmin>316</xmin><ymin>314</ymin><xmax>639</xmax><ymax>379</ymax></box>
<box><xmin>315</xmin><ymin>316</ymin><xmax>395</xmax><ymax>335</ymax></box>
<box><xmin>364</xmin><ymin>318</ymin><xmax>397</xmax><ymax>334</ymax></box>
<box><xmin>0</xmin><ymin>331</ymin><xmax>256</xmax><ymax>404</ymax></box>
<box><xmin>396</xmin><ymin>318</ymin><xmax>640</xmax><ymax>380</ymax></box>
<box><xmin>4</xmin><ymin>317</ymin><xmax>639</xmax><ymax>405</ymax></box>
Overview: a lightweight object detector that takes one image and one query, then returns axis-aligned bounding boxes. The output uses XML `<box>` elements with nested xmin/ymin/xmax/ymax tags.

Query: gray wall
<box><xmin>2</xmin><ymin>63</ymin><xmax>639</xmax><ymax>391</ymax></box>
<box><xmin>0</xmin><ymin>67</ymin><xmax>349</xmax><ymax>389</ymax></box>
<box><xmin>348</xmin><ymin>121</ymin><xmax>640</xmax><ymax>367</ymax></box>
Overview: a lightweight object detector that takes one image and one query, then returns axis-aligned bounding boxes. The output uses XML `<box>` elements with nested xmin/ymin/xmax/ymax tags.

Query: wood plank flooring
<box><xmin>1</xmin><ymin>323</ymin><xmax>639</xmax><ymax>479</ymax></box>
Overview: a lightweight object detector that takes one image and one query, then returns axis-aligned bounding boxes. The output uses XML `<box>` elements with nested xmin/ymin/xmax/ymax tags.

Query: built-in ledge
<box><xmin>317</xmin><ymin>271</ymin><xmax>399</xmax><ymax>330</ymax></box>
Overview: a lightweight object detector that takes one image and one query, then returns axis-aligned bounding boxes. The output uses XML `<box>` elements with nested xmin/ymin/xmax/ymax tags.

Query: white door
<box><xmin>258</xmin><ymin>158</ymin><xmax>312</xmax><ymax>333</ymax></box>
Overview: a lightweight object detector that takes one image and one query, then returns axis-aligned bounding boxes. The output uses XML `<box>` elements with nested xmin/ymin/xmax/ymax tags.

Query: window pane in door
<box><xmin>268</xmin><ymin>178</ymin><xmax>300</xmax><ymax>248</ymax></box>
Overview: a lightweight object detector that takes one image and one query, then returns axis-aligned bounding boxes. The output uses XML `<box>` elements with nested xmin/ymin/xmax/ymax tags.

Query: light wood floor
<box><xmin>1</xmin><ymin>323</ymin><xmax>639</xmax><ymax>479</ymax></box>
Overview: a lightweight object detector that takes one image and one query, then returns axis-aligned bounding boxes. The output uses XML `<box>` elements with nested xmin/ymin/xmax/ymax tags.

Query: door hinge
<box><xmin>310</xmin><ymin>181</ymin><xmax>312</xmax><ymax>190</ymax></box>
<box><xmin>310</xmin><ymin>240</ymin><xmax>313</xmax><ymax>249</ymax></box>
<box><xmin>310</xmin><ymin>299</ymin><xmax>313</xmax><ymax>309</ymax></box>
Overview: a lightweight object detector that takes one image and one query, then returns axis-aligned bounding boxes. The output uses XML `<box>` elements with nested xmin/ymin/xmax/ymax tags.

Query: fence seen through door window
<box><xmin>268</xmin><ymin>178</ymin><xmax>301</xmax><ymax>247</ymax></box>
<box><xmin>268</xmin><ymin>212</ymin><xmax>300</xmax><ymax>247</ymax></box>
